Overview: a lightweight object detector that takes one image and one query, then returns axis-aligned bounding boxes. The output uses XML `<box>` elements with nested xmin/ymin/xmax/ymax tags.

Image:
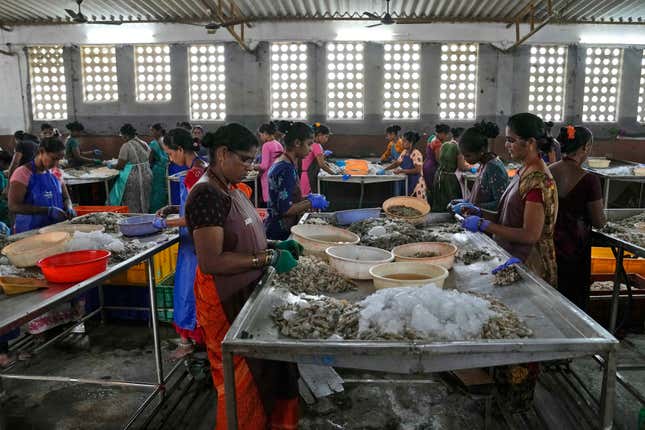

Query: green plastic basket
<box><xmin>155</xmin><ymin>273</ymin><xmax>175</xmax><ymax>323</ymax></box>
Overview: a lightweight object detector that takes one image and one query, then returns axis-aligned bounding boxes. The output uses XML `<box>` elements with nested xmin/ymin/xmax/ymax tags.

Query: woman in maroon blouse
<box><xmin>549</xmin><ymin>126</ymin><xmax>606</xmax><ymax>310</ymax></box>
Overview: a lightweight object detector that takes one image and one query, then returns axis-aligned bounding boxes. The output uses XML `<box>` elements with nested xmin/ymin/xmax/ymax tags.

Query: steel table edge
<box><xmin>591</xmin><ymin>230</ymin><xmax>645</xmax><ymax>259</ymax></box>
<box><xmin>0</xmin><ymin>235</ymin><xmax>180</xmax><ymax>335</ymax></box>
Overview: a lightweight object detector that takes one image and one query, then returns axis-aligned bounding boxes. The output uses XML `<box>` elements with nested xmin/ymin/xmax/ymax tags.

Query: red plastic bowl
<box><xmin>37</xmin><ymin>250</ymin><xmax>111</xmax><ymax>284</ymax></box>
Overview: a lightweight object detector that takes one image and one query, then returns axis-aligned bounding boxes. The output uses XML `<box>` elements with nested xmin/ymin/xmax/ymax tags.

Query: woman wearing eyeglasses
<box><xmin>185</xmin><ymin>123</ymin><xmax>302</xmax><ymax>429</ymax></box>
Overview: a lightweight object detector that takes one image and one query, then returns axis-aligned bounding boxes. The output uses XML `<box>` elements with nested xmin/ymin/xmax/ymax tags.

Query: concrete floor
<box><xmin>0</xmin><ymin>320</ymin><xmax>643</xmax><ymax>430</ymax></box>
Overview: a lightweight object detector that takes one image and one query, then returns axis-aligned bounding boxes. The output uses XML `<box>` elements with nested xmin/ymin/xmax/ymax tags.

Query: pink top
<box><xmin>300</xmin><ymin>142</ymin><xmax>324</xmax><ymax>195</ymax></box>
<box><xmin>259</xmin><ymin>139</ymin><xmax>283</xmax><ymax>203</ymax></box>
<box><xmin>11</xmin><ymin>165</ymin><xmax>64</xmax><ymax>186</ymax></box>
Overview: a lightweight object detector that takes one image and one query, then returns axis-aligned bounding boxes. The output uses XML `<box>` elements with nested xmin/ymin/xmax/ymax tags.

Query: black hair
<box><xmin>258</xmin><ymin>122</ymin><xmax>277</xmax><ymax>135</ymax></box>
<box><xmin>312</xmin><ymin>123</ymin><xmax>331</xmax><ymax>136</ymax></box>
<box><xmin>164</xmin><ymin>128</ymin><xmax>196</xmax><ymax>152</ymax></box>
<box><xmin>151</xmin><ymin>123</ymin><xmax>166</xmax><ymax>136</ymax></box>
<box><xmin>66</xmin><ymin>121</ymin><xmax>85</xmax><ymax>132</ymax></box>
<box><xmin>386</xmin><ymin>124</ymin><xmax>401</xmax><ymax>135</ymax></box>
<box><xmin>13</xmin><ymin>130</ymin><xmax>24</xmax><ymax>139</ymax></box>
<box><xmin>507</xmin><ymin>113</ymin><xmax>553</xmax><ymax>153</ymax></box>
<box><xmin>0</xmin><ymin>150</ymin><xmax>12</xmax><ymax>165</ymax></box>
<box><xmin>558</xmin><ymin>125</ymin><xmax>593</xmax><ymax>154</ymax></box>
<box><xmin>451</xmin><ymin>127</ymin><xmax>465</xmax><ymax>139</ymax></box>
<box><xmin>275</xmin><ymin>120</ymin><xmax>293</xmax><ymax>135</ymax></box>
<box><xmin>202</xmin><ymin>123</ymin><xmax>259</xmax><ymax>158</ymax></box>
<box><xmin>283</xmin><ymin>122</ymin><xmax>313</xmax><ymax>149</ymax></box>
<box><xmin>41</xmin><ymin>123</ymin><xmax>53</xmax><ymax>131</ymax></box>
<box><xmin>14</xmin><ymin>131</ymin><xmax>38</xmax><ymax>142</ymax></box>
<box><xmin>435</xmin><ymin>123</ymin><xmax>450</xmax><ymax>134</ymax></box>
<box><xmin>459</xmin><ymin>127</ymin><xmax>488</xmax><ymax>154</ymax></box>
<box><xmin>192</xmin><ymin>125</ymin><xmax>204</xmax><ymax>132</ymax></box>
<box><xmin>472</xmin><ymin>120</ymin><xmax>500</xmax><ymax>139</ymax></box>
<box><xmin>402</xmin><ymin>131</ymin><xmax>421</xmax><ymax>146</ymax></box>
<box><xmin>177</xmin><ymin>121</ymin><xmax>192</xmax><ymax>131</ymax></box>
<box><xmin>120</xmin><ymin>123</ymin><xmax>137</xmax><ymax>138</ymax></box>
<box><xmin>39</xmin><ymin>137</ymin><xmax>65</xmax><ymax>153</ymax></box>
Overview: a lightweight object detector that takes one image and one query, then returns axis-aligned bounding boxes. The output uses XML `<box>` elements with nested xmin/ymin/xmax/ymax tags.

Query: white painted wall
<box><xmin>0</xmin><ymin>53</ymin><xmax>27</xmax><ymax>134</ymax></box>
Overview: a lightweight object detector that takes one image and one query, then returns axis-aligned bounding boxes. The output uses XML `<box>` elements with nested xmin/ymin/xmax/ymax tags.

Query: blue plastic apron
<box><xmin>173</xmin><ymin>159</ymin><xmax>204</xmax><ymax>330</ymax></box>
<box><xmin>400</xmin><ymin>150</ymin><xmax>419</xmax><ymax>197</ymax></box>
<box><xmin>14</xmin><ymin>161</ymin><xmax>64</xmax><ymax>234</ymax></box>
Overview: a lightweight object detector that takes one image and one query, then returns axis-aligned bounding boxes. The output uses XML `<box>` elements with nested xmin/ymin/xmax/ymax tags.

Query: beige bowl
<box><xmin>382</xmin><ymin>196</ymin><xmax>430</xmax><ymax>225</ymax></box>
<box><xmin>39</xmin><ymin>223</ymin><xmax>105</xmax><ymax>234</ymax></box>
<box><xmin>325</xmin><ymin>245</ymin><xmax>394</xmax><ymax>280</ymax></box>
<box><xmin>588</xmin><ymin>157</ymin><xmax>611</xmax><ymax>169</ymax></box>
<box><xmin>369</xmin><ymin>261</ymin><xmax>449</xmax><ymax>290</ymax></box>
<box><xmin>634</xmin><ymin>167</ymin><xmax>645</xmax><ymax>176</ymax></box>
<box><xmin>290</xmin><ymin>224</ymin><xmax>360</xmax><ymax>259</ymax></box>
<box><xmin>2</xmin><ymin>232</ymin><xmax>72</xmax><ymax>267</ymax></box>
<box><xmin>391</xmin><ymin>242</ymin><xmax>458</xmax><ymax>270</ymax></box>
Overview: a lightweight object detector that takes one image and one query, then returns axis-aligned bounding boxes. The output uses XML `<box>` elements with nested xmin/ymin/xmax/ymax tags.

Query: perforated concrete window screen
<box><xmin>134</xmin><ymin>45</ymin><xmax>172</xmax><ymax>103</ymax></box>
<box><xmin>383</xmin><ymin>42</ymin><xmax>421</xmax><ymax>120</ymax></box>
<box><xmin>28</xmin><ymin>46</ymin><xmax>68</xmax><ymax>121</ymax></box>
<box><xmin>188</xmin><ymin>45</ymin><xmax>226</xmax><ymax>122</ymax></box>
<box><xmin>582</xmin><ymin>47</ymin><xmax>623</xmax><ymax>123</ymax></box>
<box><xmin>326</xmin><ymin>42</ymin><xmax>365</xmax><ymax>120</ymax></box>
<box><xmin>81</xmin><ymin>45</ymin><xmax>118</xmax><ymax>104</ymax></box>
<box><xmin>439</xmin><ymin>43</ymin><xmax>478</xmax><ymax>121</ymax></box>
<box><xmin>270</xmin><ymin>42</ymin><xmax>308</xmax><ymax>120</ymax></box>
<box><xmin>528</xmin><ymin>46</ymin><xmax>567</xmax><ymax>122</ymax></box>
<box><xmin>637</xmin><ymin>50</ymin><xmax>645</xmax><ymax>123</ymax></box>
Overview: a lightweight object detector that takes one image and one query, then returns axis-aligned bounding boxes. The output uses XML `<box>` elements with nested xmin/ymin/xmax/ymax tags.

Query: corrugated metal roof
<box><xmin>0</xmin><ymin>0</ymin><xmax>642</xmax><ymax>26</ymax></box>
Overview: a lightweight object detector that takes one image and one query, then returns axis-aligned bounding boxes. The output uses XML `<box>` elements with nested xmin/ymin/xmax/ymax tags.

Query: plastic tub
<box><xmin>334</xmin><ymin>208</ymin><xmax>381</xmax><ymax>226</ymax></box>
<box><xmin>392</xmin><ymin>242</ymin><xmax>458</xmax><ymax>270</ymax></box>
<box><xmin>38</xmin><ymin>250</ymin><xmax>111</xmax><ymax>284</ymax></box>
<box><xmin>2</xmin><ymin>232</ymin><xmax>72</xmax><ymax>267</ymax></box>
<box><xmin>382</xmin><ymin>196</ymin><xmax>430</xmax><ymax>225</ymax></box>
<box><xmin>325</xmin><ymin>245</ymin><xmax>394</xmax><ymax>280</ymax></box>
<box><xmin>290</xmin><ymin>224</ymin><xmax>360</xmax><ymax>259</ymax></box>
<box><xmin>118</xmin><ymin>215</ymin><xmax>161</xmax><ymax>237</ymax></box>
<box><xmin>369</xmin><ymin>261</ymin><xmax>449</xmax><ymax>290</ymax></box>
<box><xmin>74</xmin><ymin>206</ymin><xmax>129</xmax><ymax>216</ymax></box>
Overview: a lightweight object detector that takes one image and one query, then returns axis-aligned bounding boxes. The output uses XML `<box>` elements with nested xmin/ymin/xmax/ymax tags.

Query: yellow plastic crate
<box><xmin>106</xmin><ymin>243</ymin><xmax>179</xmax><ymax>286</ymax></box>
<box><xmin>591</xmin><ymin>247</ymin><xmax>645</xmax><ymax>276</ymax></box>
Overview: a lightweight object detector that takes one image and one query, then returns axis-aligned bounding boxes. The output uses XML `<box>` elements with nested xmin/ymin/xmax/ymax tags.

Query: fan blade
<box><xmin>64</xmin><ymin>8</ymin><xmax>79</xmax><ymax>19</ymax></box>
<box><xmin>366</xmin><ymin>22</ymin><xmax>383</xmax><ymax>28</ymax></box>
<box><xmin>363</xmin><ymin>12</ymin><xmax>381</xmax><ymax>20</ymax></box>
<box><xmin>88</xmin><ymin>21</ymin><xmax>122</xmax><ymax>25</ymax></box>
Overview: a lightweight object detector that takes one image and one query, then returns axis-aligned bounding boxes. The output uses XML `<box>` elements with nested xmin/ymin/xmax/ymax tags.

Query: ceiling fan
<box><xmin>181</xmin><ymin>21</ymin><xmax>222</xmax><ymax>34</ymax></box>
<box><xmin>65</xmin><ymin>0</ymin><xmax>122</xmax><ymax>25</ymax></box>
<box><xmin>363</xmin><ymin>0</ymin><xmax>397</xmax><ymax>28</ymax></box>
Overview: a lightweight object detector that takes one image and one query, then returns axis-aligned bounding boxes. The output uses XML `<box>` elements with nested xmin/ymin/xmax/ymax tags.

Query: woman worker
<box><xmin>380</xmin><ymin>125</ymin><xmax>404</xmax><ymax>163</ymax></box>
<box><xmin>458</xmin><ymin>113</ymin><xmax>558</xmax><ymax>286</ymax></box>
<box><xmin>452</xmin><ymin>124</ymin><xmax>509</xmax><ymax>211</ymax></box>
<box><xmin>9</xmin><ymin>137</ymin><xmax>75</xmax><ymax>233</ymax></box>
<box><xmin>153</xmin><ymin>128</ymin><xmax>206</xmax><ymax>357</ymax></box>
<box><xmin>423</xmin><ymin>124</ymin><xmax>451</xmax><ymax>192</ymax></box>
<box><xmin>550</xmin><ymin>126</ymin><xmax>606</xmax><ymax>309</ymax></box>
<box><xmin>300</xmin><ymin>123</ymin><xmax>337</xmax><ymax>195</ymax></box>
<box><xmin>107</xmin><ymin>124</ymin><xmax>153</xmax><ymax>213</ymax></box>
<box><xmin>184</xmin><ymin>123</ymin><xmax>302</xmax><ymax>429</ymax></box>
<box><xmin>266</xmin><ymin>122</ymin><xmax>329</xmax><ymax>240</ymax></box>
<box><xmin>257</xmin><ymin>122</ymin><xmax>283</xmax><ymax>206</ymax></box>
<box><xmin>384</xmin><ymin>131</ymin><xmax>427</xmax><ymax>200</ymax></box>
<box><xmin>432</xmin><ymin>128</ymin><xmax>471</xmax><ymax>211</ymax></box>
<box><xmin>148</xmin><ymin>123</ymin><xmax>169</xmax><ymax>213</ymax></box>
<box><xmin>64</xmin><ymin>121</ymin><xmax>102</xmax><ymax>168</ymax></box>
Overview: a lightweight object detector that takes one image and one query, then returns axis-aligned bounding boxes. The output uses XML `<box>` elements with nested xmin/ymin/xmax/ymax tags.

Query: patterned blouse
<box><xmin>475</xmin><ymin>156</ymin><xmax>510</xmax><ymax>211</ymax></box>
<box><xmin>265</xmin><ymin>160</ymin><xmax>302</xmax><ymax>240</ymax></box>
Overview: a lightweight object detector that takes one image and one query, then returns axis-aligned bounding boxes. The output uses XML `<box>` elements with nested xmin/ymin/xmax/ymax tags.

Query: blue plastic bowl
<box><xmin>334</xmin><ymin>208</ymin><xmax>381</xmax><ymax>226</ymax></box>
<box><xmin>118</xmin><ymin>215</ymin><xmax>161</xmax><ymax>237</ymax></box>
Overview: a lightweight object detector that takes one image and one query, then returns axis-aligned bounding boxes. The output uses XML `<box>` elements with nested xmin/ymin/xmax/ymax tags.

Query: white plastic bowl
<box><xmin>391</xmin><ymin>242</ymin><xmax>458</xmax><ymax>270</ymax></box>
<box><xmin>290</xmin><ymin>224</ymin><xmax>360</xmax><ymax>259</ymax></box>
<box><xmin>325</xmin><ymin>245</ymin><xmax>394</xmax><ymax>280</ymax></box>
<box><xmin>369</xmin><ymin>261</ymin><xmax>449</xmax><ymax>290</ymax></box>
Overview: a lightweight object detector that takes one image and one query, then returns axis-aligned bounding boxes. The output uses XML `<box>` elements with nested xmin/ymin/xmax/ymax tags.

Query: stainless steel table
<box><xmin>317</xmin><ymin>173</ymin><xmax>408</xmax><ymax>208</ymax></box>
<box><xmin>167</xmin><ymin>171</ymin><xmax>259</xmax><ymax>207</ymax></box>
<box><xmin>222</xmin><ymin>215</ymin><xmax>618</xmax><ymax>430</ymax></box>
<box><xmin>584</xmin><ymin>160</ymin><xmax>645</xmax><ymax>209</ymax></box>
<box><xmin>64</xmin><ymin>171</ymin><xmax>119</xmax><ymax>204</ymax></box>
<box><xmin>0</xmin><ymin>231</ymin><xmax>180</xmax><ymax>429</ymax></box>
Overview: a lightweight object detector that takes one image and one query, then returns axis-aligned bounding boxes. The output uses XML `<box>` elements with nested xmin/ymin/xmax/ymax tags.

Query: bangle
<box><xmin>263</xmin><ymin>250</ymin><xmax>273</xmax><ymax>267</ymax></box>
<box><xmin>251</xmin><ymin>254</ymin><xmax>260</xmax><ymax>269</ymax></box>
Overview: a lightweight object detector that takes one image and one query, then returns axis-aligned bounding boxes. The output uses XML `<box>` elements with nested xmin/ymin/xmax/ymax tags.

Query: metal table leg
<box><xmin>359</xmin><ymin>178</ymin><xmax>365</xmax><ymax>209</ymax></box>
<box><xmin>146</xmin><ymin>257</ymin><xmax>164</xmax><ymax>385</ymax></box>
<box><xmin>98</xmin><ymin>284</ymin><xmax>106</xmax><ymax>324</ymax></box>
<box><xmin>223</xmin><ymin>350</ymin><xmax>238</xmax><ymax>430</ymax></box>
<box><xmin>104</xmin><ymin>180</ymin><xmax>110</xmax><ymax>205</ymax></box>
<box><xmin>599</xmin><ymin>350</ymin><xmax>616</xmax><ymax>430</ymax></box>
<box><xmin>255</xmin><ymin>177</ymin><xmax>259</xmax><ymax>208</ymax></box>
<box><xmin>609</xmin><ymin>247</ymin><xmax>624</xmax><ymax>334</ymax></box>
<box><xmin>603</xmin><ymin>178</ymin><xmax>610</xmax><ymax>209</ymax></box>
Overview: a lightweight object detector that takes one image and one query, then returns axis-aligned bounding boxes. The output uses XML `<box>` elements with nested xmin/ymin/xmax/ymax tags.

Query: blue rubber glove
<box><xmin>470</xmin><ymin>167</ymin><xmax>478</xmax><ymax>173</ymax></box>
<box><xmin>48</xmin><ymin>206</ymin><xmax>67</xmax><ymax>222</ymax></box>
<box><xmin>0</xmin><ymin>222</ymin><xmax>10</xmax><ymax>236</ymax></box>
<box><xmin>342</xmin><ymin>174</ymin><xmax>352</xmax><ymax>181</ymax></box>
<box><xmin>492</xmin><ymin>257</ymin><xmax>522</xmax><ymax>274</ymax></box>
<box><xmin>152</xmin><ymin>217</ymin><xmax>167</xmax><ymax>229</ymax></box>
<box><xmin>452</xmin><ymin>202</ymin><xmax>481</xmax><ymax>216</ymax></box>
<box><xmin>335</xmin><ymin>160</ymin><xmax>346</xmax><ymax>168</ymax></box>
<box><xmin>93</xmin><ymin>149</ymin><xmax>103</xmax><ymax>157</ymax></box>
<box><xmin>450</xmin><ymin>199</ymin><xmax>467</xmax><ymax>206</ymax></box>
<box><xmin>461</xmin><ymin>215</ymin><xmax>490</xmax><ymax>233</ymax></box>
<box><xmin>323</xmin><ymin>150</ymin><xmax>333</xmax><ymax>157</ymax></box>
<box><xmin>376</xmin><ymin>168</ymin><xmax>386</xmax><ymax>175</ymax></box>
<box><xmin>106</xmin><ymin>160</ymin><xmax>117</xmax><ymax>168</ymax></box>
<box><xmin>66</xmin><ymin>206</ymin><xmax>77</xmax><ymax>219</ymax></box>
<box><xmin>307</xmin><ymin>193</ymin><xmax>330</xmax><ymax>210</ymax></box>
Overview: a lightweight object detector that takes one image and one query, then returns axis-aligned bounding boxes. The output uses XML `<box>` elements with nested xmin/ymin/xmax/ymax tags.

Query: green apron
<box><xmin>108</xmin><ymin>164</ymin><xmax>134</xmax><ymax>206</ymax></box>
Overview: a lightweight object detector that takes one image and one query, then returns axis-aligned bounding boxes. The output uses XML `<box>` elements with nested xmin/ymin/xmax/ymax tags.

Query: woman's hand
<box><xmin>461</xmin><ymin>215</ymin><xmax>490</xmax><ymax>233</ymax></box>
<box><xmin>393</xmin><ymin>168</ymin><xmax>402</xmax><ymax>175</ymax></box>
<box><xmin>274</xmin><ymin>239</ymin><xmax>304</xmax><ymax>260</ymax></box>
<box><xmin>306</xmin><ymin>193</ymin><xmax>330</xmax><ymax>210</ymax></box>
<box><xmin>48</xmin><ymin>206</ymin><xmax>67</xmax><ymax>222</ymax></box>
<box><xmin>452</xmin><ymin>202</ymin><xmax>481</xmax><ymax>216</ymax></box>
<box><xmin>492</xmin><ymin>257</ymin><xmax>521</xmax><ymax>274</ymax></box>
<box><xmin>270</xmin><ymin>249</ymin><xmax>298</xmax><ymax>273</ymax></box>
